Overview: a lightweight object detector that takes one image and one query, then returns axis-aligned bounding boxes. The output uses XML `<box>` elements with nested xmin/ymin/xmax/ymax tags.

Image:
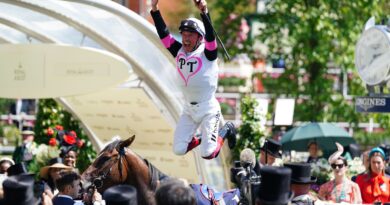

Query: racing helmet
<box><xmin>179</xmin><ymin>18</ymin><xmax>205</xmax><ymax>37</ymax></box>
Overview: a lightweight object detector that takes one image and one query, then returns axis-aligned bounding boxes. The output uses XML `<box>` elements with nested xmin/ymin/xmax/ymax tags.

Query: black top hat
<box><xmin>103</xmin><ymin>185</ymin><xmax>137</xmax><ymax>205</ymax></box>
<box><xmin>257</xmin><ymin>166</ymin><xmax>293</xmax><ymax>205</ymax></box>
<box><xmin>7</xmin><ymin>162</ymin><xmax>32</xmax><ymax>176</ymax></box>
<box><xmin>284</xmin><ymin>162</ymin><xmax>316</xmax><ymax>184</ymax></box>
<box><xmin>261</xmin><ymin>139</ymin><xmax>282</xmax><ymax>158</ymax></box>
<box><xmin>3</xmin><ymin>174</ymin><xmax>36</xmax><ymax>205</ymax></box>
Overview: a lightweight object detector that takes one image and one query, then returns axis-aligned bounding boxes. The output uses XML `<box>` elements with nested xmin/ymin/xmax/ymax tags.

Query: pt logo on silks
<box><xmin>176</xmin><ymin>53</ymin><xmax>203</xmax><ymax>86</ymax></box>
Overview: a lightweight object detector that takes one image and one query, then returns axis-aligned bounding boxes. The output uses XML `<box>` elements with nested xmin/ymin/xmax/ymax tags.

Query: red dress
<box><xmin>356</xmin><ymin>173</ymin><xmax>390</xmax><ymax>203</ymax></box>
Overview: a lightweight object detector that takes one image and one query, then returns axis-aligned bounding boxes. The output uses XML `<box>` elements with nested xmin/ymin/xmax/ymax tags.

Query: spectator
<box><xmin>12</xmin><ymin>129</ymin><xmax>37</xmax><ymax>164</ymax></box>
<box><xmin>60</xmin><ymin>147</ymin><xmax>78</xmax><ymax>168</ymax></box>
<box><xmin>54</xmin><ymin>171</ymin><xmax>104</xmax><ymax>205</ymax></box>
<box><xmin>255</xmin><ymin>166</ymin><xmax>293</xmax><ymax>205</ymax></box>
<box><xmin>351</xmin><ymin>150</ymin><xmax>370</xmax><ymax>182</ymax></box>
<box><xmin>52</xmin><ymin>171</ymin><xmax>82</xmax><ymax>205</ymax></box>
<box><xmin>284</xmin><ymin>162</ymin><xmax>317</xmax><ymax>205</ymax></box>
<box><xmin>306</xmin><ymin>141</ymin><xmax>320</xmax><ymax>163</ymax></box>
<box><xmin>318</xmin><ymin>143</ymin><xmax>362</xmax><ymax>203</ymax></box>
<box><xmin>0</xmin><ymin>157</ymin><xmax>14</xmax><ymax>175</ymax></box>
<box><xmin>0</xmin><ymin>158</ymin><xmax>13</xmax><ymax>200</ymax></box>
<box><xmin>155</xmin><ymin>178</ymin><xmax>195</xmax><ymax>205</ymax></box>
<box><xmin>254</xmin><ymin>139</ymin><xmax>282</xmax><ymax>175</ymax></box>
<box><xmin>39</xmin><ymin>158</ymin><xmax>73</xmax><ymax>198</ymax></box>
<box><xmin>356</xmin><ymin>147</ymin><xmax>390</xmax><ymax>203</ymax></box>
<box><xmin>103</xmin><ymin>184</ymin><xmax>137</xmax><ymax>205</ymax></box>
<box><xmin>2</xmin><ymin>174</ymin><xmax>35</xmax><ymax>205</ymax></box>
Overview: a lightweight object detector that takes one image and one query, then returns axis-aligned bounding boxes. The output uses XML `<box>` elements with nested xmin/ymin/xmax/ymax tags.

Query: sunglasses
<box><xmin>331</xmin><ymin>163</ymin><xmax>344</xmax><ymax>169</ymax></box>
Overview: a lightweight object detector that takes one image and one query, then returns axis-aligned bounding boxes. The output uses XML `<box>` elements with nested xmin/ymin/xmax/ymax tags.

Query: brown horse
<box><xmin>82</xmin><ymin>135</ymin><xmax>167</xmax><ymax>205</ymax></box>
<box><xmin>82</xmin><ymin>136</ymin><xmax>240</xmax><ymax>205</ymax></box>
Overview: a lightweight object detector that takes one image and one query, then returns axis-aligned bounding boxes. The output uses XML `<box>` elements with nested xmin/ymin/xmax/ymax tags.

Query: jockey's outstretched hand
<box><xmin>193</xmin><ymin>0</ymin><xmax>208</xmax><ymax>13</ymax></box>
<box><xmin>151</xmin><ymin>0</ymin><xmax>158</xmax><ymax>11</ymax></box>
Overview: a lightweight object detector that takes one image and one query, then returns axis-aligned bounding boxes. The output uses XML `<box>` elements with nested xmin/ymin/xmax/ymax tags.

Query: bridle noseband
<box><xmin>91</xmin><ymin>147</ymin><xmax>127</xmax><ymax>189</ymax></box>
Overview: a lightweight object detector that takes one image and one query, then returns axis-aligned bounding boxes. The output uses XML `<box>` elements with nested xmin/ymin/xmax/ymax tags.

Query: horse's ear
<box><xmin>119</xmin><ymin>135</ymin><xmax>135</xmax><ymax>149</ymax></box>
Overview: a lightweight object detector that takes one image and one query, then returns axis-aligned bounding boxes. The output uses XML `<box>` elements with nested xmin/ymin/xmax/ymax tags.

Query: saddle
<box><xmin>190</xmin><ymin>184</ymin><xmax>240</xmax><ymax>205</ymax></box>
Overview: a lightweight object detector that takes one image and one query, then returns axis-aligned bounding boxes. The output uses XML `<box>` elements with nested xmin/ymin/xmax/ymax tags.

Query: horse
<box><xmin>81</xmin><ymin>135</ymin><xmax>240</xmax><ymax>205</ymax></box>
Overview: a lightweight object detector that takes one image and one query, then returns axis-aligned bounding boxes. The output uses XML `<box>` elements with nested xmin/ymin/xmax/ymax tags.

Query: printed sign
<box><xmin>0</xmin><ymin>44</ymin><xmax>130</xmax><ymax>98</ymax></box>
<box><xmin>355</xmin><ymin>96</ymin><xmax>390</xmax><ymax>112</ymax></box>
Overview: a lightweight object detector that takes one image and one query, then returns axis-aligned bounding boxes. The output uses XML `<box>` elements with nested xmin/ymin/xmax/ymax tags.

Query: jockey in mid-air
<box><xmin>150</xmin><ymin>0</ymin><xmax>236</xmax><ymax>159</ymax></box>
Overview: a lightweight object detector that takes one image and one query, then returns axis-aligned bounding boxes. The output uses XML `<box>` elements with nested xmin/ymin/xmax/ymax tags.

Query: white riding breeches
<box><xmin>173</xmin><ymin>98</ymin><xmax>221</xmax><ymax>157</ymax></box>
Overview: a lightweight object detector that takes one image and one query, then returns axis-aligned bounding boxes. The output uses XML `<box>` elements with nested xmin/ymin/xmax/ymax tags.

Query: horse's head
<box><xmin>81</xmin><ymin>135</ymin><xmax>150</xmax><ymax>193</ymax></box>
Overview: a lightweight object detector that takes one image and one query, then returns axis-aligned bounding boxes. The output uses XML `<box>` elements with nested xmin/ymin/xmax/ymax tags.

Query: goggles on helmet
<box><xmin>179</xmin><ymin>19</ymin><xmax>205</xmax><ymax>37</ymax></box>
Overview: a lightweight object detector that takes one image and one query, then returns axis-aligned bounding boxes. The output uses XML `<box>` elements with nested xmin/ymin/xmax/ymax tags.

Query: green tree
<box><xmin>212</xmin><ymin>0</ymin><xmax>390</xmax><ymax>147</ymax></box>
<box><xmin>234</xmin><ymin>95</ymin><xmax>265</xmax><ymax>159</ymax></box>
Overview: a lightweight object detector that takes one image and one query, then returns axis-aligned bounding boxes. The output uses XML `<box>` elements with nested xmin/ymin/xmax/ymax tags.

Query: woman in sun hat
<box><xmin>39</xmin><ymin>157</ymin><xmax>73</xmax><ymax>199</ymax></box>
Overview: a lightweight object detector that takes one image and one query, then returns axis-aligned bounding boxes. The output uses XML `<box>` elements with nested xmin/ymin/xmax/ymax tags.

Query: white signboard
<box><xmin>274</xmin><ymin>98</ymin><xmax>295</xmax><ymax>126</ymax></box>
<box><xmin>0</xmin><ymin>44</ymin><xmax>130</xmax><ymax>99</ymax></box>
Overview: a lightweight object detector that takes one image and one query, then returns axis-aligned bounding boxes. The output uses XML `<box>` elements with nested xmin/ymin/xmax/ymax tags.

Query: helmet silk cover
<box><xmin>179</xmin><ymin>18</ymin><xmax>205</xmax><ymax>37</ymax></box>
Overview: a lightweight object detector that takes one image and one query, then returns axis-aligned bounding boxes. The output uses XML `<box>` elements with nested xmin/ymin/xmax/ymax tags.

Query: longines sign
<box><xmin>355</xmin><ymin>97</ymin><xmax>390</xmax><ymax>112</ymax></box>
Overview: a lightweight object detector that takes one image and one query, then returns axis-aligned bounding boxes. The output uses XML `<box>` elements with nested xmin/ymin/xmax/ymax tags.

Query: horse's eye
<box><xmin>95</xmin><ymin>156</ymin><xmax>110</xmax><ymax>168</ymax></box>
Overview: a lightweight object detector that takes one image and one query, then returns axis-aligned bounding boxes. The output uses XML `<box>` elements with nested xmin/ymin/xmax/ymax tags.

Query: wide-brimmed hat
<box><xmin>257</xmin><ymin>166</ymin><xmax>293</xmax><ymax>205</ymax></box>
<box><xmin>260</xmin><ymin>139</ymin><xmax>282</xmax><ymax>158</ymax></box>
<box><xmin>284</xmin><ymin>162</ymin><xmax>316</xmax><ymax>184</ymax></box>
<box><xmin>3</xmin><ymin>174</ymin><xmax>36</xmax><ymax>205</ymax></box>
<box><xmin>103</xmin><ymin>185</ymin><xmax>137</xmax><ymax>205</ymax></box>
<box><xmin>40</xmin><ymin>160</ymin><xmax>72</xmax><ymax>180</ymax></box>
<box><xmin>0</xmin><ymin>157</ymin><xmax>15</xmax><ymax>166</ymax></box>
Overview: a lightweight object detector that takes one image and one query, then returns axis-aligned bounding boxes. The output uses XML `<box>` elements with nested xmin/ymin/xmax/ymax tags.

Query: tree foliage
<box><xmin>234</xmin><ymin>95</ymin><xmax>265</xmax><ymax>159</ymax></box>
<box><xmin>212</xmin><ymin>0</ymin><xmax>390</xmax><ymax>147</ymax></box>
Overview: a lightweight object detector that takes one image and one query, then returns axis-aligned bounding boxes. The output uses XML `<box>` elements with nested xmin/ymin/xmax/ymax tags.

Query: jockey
<box><xmin>150</xmin><ymin>0</ymin><xmax>236</xmax><ymax>159</ymax></box>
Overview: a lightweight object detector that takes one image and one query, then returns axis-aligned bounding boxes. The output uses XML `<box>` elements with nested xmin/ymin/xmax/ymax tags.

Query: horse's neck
<box><xmin>124</xmin><ymin>151</ymin><xmax>168</xmax><ymax>191</ymax></box>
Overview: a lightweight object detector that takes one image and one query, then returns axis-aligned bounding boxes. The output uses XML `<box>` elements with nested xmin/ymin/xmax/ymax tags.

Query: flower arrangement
<box><xmin>310</xmin><ymin>158</ymin><xmax>332</xmax><ymax>185</ymax></box>
<box><xmin>46</xmin><ymin>125</ymin><xmax>84</xmax><ymax>149</ymax></box>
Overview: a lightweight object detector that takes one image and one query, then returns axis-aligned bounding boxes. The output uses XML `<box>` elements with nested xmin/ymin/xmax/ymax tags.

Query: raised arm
<box><xmin>194</xmin><ymin>0</ymin><xmax>217</xmax><ymax>61</ymax></box>
<box><xmin>150</xmin><ymin>0</ymin><xmax>181</xmax><ymax>57</ymax></box>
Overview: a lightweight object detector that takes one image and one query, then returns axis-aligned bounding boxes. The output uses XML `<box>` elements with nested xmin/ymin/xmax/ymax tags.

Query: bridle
<box><xmin>90</xmin><ymin>147</ymin><xmax>128</xmax><ymax>189</ymax></box>
<box><xmin>88</xmin><ymin>145</ymin><xmax>165</xmax><ymax>192</ymax></box>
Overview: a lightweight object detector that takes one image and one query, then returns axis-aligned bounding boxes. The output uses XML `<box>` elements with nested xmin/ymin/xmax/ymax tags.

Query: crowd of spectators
<box><xmin>0</xmin><ymin>125</ymin><xmax>389</xmax><ymax>205</ymax></box>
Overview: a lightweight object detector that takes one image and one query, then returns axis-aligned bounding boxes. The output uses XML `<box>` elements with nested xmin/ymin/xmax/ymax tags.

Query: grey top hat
<box><xmin>103</xmin><ymin>185</ymin><xmax>137</xmax><ymax>205</ymax></box>
<box><xmin>284</xmin><ymin>162</ymin><xmax>317</xmax><ymax>184</ymax></box>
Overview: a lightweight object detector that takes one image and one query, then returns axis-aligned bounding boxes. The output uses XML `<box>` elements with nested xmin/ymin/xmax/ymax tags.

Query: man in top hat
<box><xmin>256</xmin><ymin>166</ymin><xmax>293</xmax><ymax>205</ymax></box>
<box><xmin>103</xmin><ymin>184</ymin><xmax>137</xmax><ymax>205</ymax></box>
<box><xmin>284</xmin><ymin>162</ymin><xmax>317</xmax><ymax>205</ymax></box>
<box><xmin>254</xmin><ymin>139</ymin><xmax>282</xmax><ymax>175</ymax></box>
<box><xmin>2</xmin><ymin>174</ymin><xmax>36</xmax><ymax>205</ymax></box>
<box><xmin>12</xmin><ymin>129</ymin><xmax>38</xmax><ymax>164</ymax></box>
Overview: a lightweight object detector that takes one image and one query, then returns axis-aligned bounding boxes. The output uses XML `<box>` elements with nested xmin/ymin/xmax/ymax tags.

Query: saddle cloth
<box><xmin>190</xmin><ymin>184</ymin><xmax>240</xmax><ymax>205</ymax></box>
